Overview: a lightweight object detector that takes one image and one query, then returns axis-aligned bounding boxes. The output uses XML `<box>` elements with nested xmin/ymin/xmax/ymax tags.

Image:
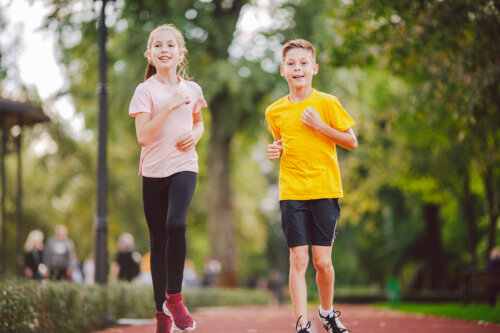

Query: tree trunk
<box><xmin>423</xmin><ymin>204</ymin><xmax>446</xmax><ymax>289</ymax></box>
<box><xmin>483</xmin><ymin>168</ymin><xmax>499</xmax><ymax>260</ymax></box>
<box><xmin>207</xmin><ymin>105</ymin><xmax>238</xmax><ymax>287</ymax></box>
<box><xmin>462</xmin><ymin>171</ymin><xmax>478</xmax><ymax>267</ymax></box>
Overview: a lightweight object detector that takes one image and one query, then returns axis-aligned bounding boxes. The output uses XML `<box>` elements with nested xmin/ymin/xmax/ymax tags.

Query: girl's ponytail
<box><xmin>144</xmin><ymin>63</ymin><xmax>157</xmax><ymax>82</ymax></box>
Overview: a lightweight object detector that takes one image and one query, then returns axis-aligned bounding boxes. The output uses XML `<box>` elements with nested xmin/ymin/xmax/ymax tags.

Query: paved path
<box><xmin>95</xmin><ymin>305</ymin><xmax>500</xmax><ymax>333</ymax></box>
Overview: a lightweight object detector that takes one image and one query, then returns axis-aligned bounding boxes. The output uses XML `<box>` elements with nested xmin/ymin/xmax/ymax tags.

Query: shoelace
<box><xmin>295</xmin><ymin>315</ymin><xmax>312</xmax><ymax>333</ymax></box>
<box><xmin>324</xmin><ymin>310</ymin><xmax>350</xmax><ymax>333</ymax></box>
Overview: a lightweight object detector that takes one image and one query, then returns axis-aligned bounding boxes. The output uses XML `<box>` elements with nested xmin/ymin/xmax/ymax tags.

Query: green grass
<box><xmin>373</xmin><ymin>302</ymin><xmax>500</xmax><ymax>324</ymax></box>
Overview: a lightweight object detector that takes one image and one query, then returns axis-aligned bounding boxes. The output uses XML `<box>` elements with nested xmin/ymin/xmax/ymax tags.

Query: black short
<box><xmin>280</xmin><ymin>198</ymin><xmax>340</xmax><ymax>247</ymax></box>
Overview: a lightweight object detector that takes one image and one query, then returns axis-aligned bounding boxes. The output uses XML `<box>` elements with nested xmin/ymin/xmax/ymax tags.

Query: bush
<box><xmin>0</xmin><ymin>279</ymin><xmax>271</xmax><ymax>333</ymax></box>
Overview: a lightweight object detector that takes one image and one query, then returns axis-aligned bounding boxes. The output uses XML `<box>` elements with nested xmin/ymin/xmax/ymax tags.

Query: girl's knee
<box><xmin>166</xmin><ymin>223</ymin><xmax>186</xmax><ymax>235</ymax></box>
<box><xmin>149</xmin><ymin>237</ymin><xmax>166</xmax><ymax>252</ymax></box>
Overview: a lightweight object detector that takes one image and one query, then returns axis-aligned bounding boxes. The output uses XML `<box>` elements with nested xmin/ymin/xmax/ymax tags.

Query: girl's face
<box><xmin>280</xmin><ymin>48</ymin><xmax>318</xmax><ymax>90</ymax></box>
<box><xmin>147</xmin><ymin>29</ymin><xmax>184</xmax><ymax>72</ymax></box>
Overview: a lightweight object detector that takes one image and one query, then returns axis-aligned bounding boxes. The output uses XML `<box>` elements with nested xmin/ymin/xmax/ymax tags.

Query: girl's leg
<box><xmin>143</xmin><ymin>176</ymin><xmax>170</xmax><ymax>311</ymax></box>
<box><xmin>163</xmin><ymin>171</ymin><xmax>197</xmax><ymax>331</ymax></box>
<box><xmin>289</xmin><ymin>245</ymin><xmax>309</xmax><ymax>327</ymax></box>
<box><xmin>165</xmin><ymin>171</ymin><xmax>197</xmax><ymax>294</ymax></box>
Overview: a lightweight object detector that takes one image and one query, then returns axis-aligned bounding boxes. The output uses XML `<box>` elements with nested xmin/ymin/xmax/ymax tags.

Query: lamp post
<box><xmin>94</xmin><ymin>0</ymin><xmax>114</xmax><ymax>285</ymax></box>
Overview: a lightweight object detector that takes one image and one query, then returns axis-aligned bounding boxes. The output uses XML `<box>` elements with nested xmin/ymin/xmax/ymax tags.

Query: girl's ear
<box><xmin>145</xmin><ymin>51</ymin><xmax>152</xmax><ymax>64</ymax></box>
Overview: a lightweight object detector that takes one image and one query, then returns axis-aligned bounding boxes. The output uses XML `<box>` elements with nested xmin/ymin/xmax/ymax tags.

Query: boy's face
<box><xmin>280</xmin><ymin>48</ymin><xmax>318</xmax><ymax>90</ymax></box>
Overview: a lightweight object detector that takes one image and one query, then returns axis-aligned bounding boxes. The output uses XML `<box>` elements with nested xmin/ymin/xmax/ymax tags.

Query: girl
<box><xmin>129</xmin><ymin>23</ymin><xmax>206</xmax><ymax>333</ymax></box>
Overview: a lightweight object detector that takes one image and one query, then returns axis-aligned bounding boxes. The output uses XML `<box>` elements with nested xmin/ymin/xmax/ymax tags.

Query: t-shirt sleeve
<box><xmin>327</xmin><ymin>97</ymin><xmax>355</xmax><ymax>131</ymax></box>
<box><xmin>129</xmin><ymin>84</ymin><xmax>151</xmax><ymax>117</ymax></box>
<box><xmin>193</xmin><ymin>82</ymin><xmax>207</xmax><ymax>114</ymax></box>
<box><xmin>265</xmin><ymin>108</ymin><xmax>281</xmax><ymax>141</ymax></box>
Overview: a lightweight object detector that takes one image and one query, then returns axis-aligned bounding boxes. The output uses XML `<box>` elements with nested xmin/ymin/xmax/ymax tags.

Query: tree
<box><xmin>332</xmin><ymin>0</ymin><xmax>500</xmax><ymax>267</ymax></box>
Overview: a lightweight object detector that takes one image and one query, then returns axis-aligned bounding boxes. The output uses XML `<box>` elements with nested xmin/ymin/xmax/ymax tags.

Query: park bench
<box><xmin>462</xmin><ymin>271</ymin><xmax>500</xmax><ymax>306</ymax></box>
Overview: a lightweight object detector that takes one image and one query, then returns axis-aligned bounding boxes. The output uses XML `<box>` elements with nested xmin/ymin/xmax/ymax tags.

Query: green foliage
<box><xmin>0</xmin><ymin>0</ymin><xmax>497</xmax><ymax>299</ymax></box>
<box><xmin>0</xmin><ymin>279</ymin><xmax>271</xmax><ymax>333</ymax></box>
<box><xmin>374</xmin><ymin>302</ymin><xmax>500</xmax><ymax>324</ymax></box>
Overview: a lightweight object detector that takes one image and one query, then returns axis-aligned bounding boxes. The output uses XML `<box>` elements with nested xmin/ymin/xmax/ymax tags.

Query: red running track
<box><xmin>95</xmin><ymin>304</ymin><xmax>500</xmax><ymax>333</ymax></box>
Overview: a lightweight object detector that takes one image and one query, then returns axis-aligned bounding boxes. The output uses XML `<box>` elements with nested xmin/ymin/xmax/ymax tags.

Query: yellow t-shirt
<box><xmin>265</xmin><ymin>89</ymin><xmax>355</xmax><ymax>200</ymax></box>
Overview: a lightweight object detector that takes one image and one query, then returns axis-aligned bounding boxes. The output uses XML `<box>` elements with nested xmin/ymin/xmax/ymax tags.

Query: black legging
<box><xmin>142</xmin><ymin>171</ymin><xmax>197</xmax><ymax>311</ymax></box>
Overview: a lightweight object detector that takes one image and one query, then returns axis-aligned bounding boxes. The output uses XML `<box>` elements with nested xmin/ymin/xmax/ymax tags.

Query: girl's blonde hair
<box><xmin>144</xmin><ymin>24</ymin><xmax>189</xmax><ymax>81</ymax></box>
<box><xmin>24</xmin><ymin>230</ymin><xmax>44</xmax><ymax>252</ymax></box>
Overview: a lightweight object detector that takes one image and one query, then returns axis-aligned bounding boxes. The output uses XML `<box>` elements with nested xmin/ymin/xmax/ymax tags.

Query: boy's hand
<box><xmin>301</xmin><ymin>107</ymin><xmax>325</xmax><ymax>131</ymax></box>
<box><xmin>267</xmin><ymin>139</ymin><xmax>283</xmax><ymax>161</ymax></box>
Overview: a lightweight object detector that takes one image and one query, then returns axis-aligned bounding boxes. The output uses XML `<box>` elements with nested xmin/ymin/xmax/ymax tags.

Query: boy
<box><xmin>265</xmin><ymin>39</ymin><xmax>357</xmax><ymax>333</ymax></box>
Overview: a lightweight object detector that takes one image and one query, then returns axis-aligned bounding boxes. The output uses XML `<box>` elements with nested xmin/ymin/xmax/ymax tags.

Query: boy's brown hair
<box><xmin>281</xmin><ymin>39</ymin><xmax>316</xmax><ymax>63</ymax></box>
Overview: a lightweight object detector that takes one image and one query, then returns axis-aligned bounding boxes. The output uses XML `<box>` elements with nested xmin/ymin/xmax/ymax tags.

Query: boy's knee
<box><xmin>290</xmin><ymin>251</ymin><xmax>309</xmax><ymax>272</ymax></box>
<box><xmin>313</xmin><ymin>259</ymin><xmax>333</xmax><ymax>274</ymax></box>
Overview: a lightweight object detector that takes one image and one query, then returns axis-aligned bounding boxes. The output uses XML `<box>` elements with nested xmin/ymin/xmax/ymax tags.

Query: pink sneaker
<box><xmin>155</xmin><ymin>311</ymin><xmax>173</xmax><ymax>333</ymax></box>
<box><xmin>163</xmin><ymin>293</ymin><xmax>196</xmax><ymax>332</ymax></box>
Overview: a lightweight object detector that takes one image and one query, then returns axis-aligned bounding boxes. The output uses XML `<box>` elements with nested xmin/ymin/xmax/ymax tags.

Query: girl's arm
<box><xmin>301</xmin><ymin>107</ymin><xmax>358</xmax><ymax>150</ymax></box>
<box><xmin>176</xmin><ymin>110</ymin><xmax>204</xmax><ymax>152</ymax></box>
<box><xmin>135</xmin><ymin>91</ymin><xmax>190</xmax><ymax>146</ymax></box>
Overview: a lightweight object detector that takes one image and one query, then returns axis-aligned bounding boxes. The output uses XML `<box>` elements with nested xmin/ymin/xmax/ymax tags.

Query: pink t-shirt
<box><xmin>129</xmin><ymin>76</ymin><xmax>207</xmax><ymax>177</ymax></box>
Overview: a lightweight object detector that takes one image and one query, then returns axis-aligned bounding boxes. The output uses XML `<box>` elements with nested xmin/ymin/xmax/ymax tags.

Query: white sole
<box><xmin>162</xmin><ymin>302</ymin><xmax>197</xmax><ymax>332</ymax></box>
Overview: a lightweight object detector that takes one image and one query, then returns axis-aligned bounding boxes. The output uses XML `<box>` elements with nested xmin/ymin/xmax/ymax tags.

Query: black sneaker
<box><xmin>296</xmin><ymin>315</ymin><xmax>312</xmax><ymax>333</ymax></box>
<box><xmin>318</xmin><ymin>309</ymin><xmax>350</xmax><ymax>333</ymax></box>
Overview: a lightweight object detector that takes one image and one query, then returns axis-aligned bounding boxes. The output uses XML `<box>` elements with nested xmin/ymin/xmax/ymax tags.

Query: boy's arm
<box><xmin>301</xmin><ymin>107</ymin><xmax>357</xmax><ymax>150</ymax></box>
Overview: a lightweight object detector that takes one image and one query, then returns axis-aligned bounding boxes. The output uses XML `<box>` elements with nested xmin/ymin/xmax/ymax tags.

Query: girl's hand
<box><xmin>301</xmin><ymin>107</ymin><xmax>325</xmax><ymax>131</ymax></box>
<box><xmin>167</xmin><ymin>91</ymin><xmax>191</xmax><ymax>111</ymax></box>
<box><xmin>267</xmin><ymin>139</ymin><xmax>283</xmax><ymax>161</ymax></box>
<box><xmin>176</xmin><ymin>131</ymin><xmax>196</xmax><ymax>152</ymax></box>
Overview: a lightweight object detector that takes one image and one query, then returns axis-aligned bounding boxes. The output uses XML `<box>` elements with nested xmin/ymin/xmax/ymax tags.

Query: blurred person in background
<box><xmin>487</xmin><ymin>247</ymin><xmax>500</xmax><ymax>306</ymax></box>
<box><xmin>111</xmin><ymin>232</ymin><xmax>141</xmax><ymax>282</ymax></box>
<box><xmin>183</xmin><ymin>259</ymin><xmax>199</xmax><ymax>287</ymax></box>
<box><xmin>43</xmin><ymin>225</ymin><xmax>76</xmax><ymax>281</ymax></box>
<box><xmin>24</xmin><ymin>230</ymin><xmax>48</xmax><ymax>280</ymax></box>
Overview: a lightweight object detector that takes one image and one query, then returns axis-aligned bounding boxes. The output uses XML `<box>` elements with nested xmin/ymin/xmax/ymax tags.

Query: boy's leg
<box><xmin>289</xmin><ymin>245</ymin><xmax>309</xmax><ymax>327</ymax></box>
<box><xmin>312</xmin><ymin>245</ymin><xmax>334</xmax><ymax>311</ymax></box>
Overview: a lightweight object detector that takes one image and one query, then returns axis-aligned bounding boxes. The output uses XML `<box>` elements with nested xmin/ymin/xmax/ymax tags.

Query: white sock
<box><xmin>319</xmin><ymin>305</ymin><xmax>334</xmax><ymax>318</ymax></box>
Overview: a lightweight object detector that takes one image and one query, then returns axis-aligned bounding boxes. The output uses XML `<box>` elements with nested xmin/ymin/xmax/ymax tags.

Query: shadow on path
<box><xmin>95</xmin><ymin>304</ymin><xmax>500</xmax><ymax>333</ymax></box>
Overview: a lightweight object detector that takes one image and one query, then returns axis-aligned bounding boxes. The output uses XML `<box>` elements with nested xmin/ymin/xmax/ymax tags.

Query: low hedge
<box><xmin>0</xmin><ymin>279</ymin><xmax>271</xmax><ymax>333</ymax></box>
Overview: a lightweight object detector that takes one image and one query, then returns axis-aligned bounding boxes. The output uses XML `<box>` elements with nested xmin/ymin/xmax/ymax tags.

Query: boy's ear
<box><xmin>280</xmin><ymin>65</ymin><xmax>285</xmax><ymax>77</ymax></box>
<box><xmin>313</xmin><ymin>63</ymin><xmax>319</xmax><ymax>75</ymax></box>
